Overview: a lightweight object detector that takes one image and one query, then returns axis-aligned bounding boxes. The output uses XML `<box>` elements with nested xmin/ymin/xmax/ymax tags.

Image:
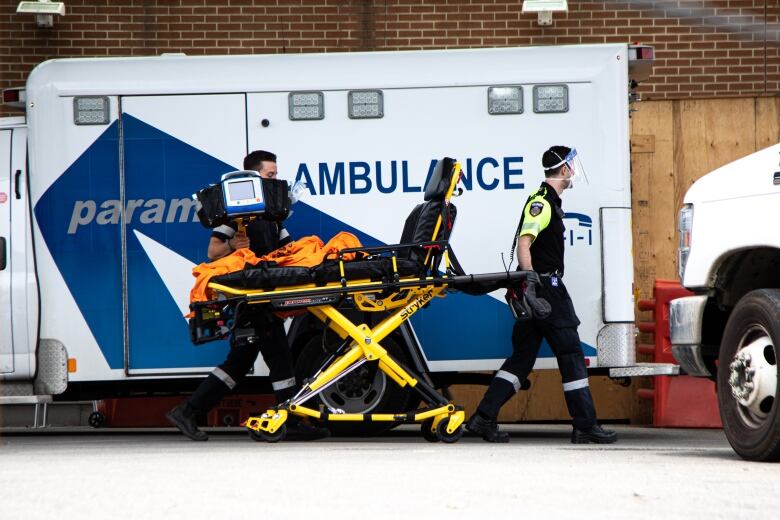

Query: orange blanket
<box><xmin>189</xmin><ymin>231</ymin><xmax>362</xmax><ymax>307</ymax></box>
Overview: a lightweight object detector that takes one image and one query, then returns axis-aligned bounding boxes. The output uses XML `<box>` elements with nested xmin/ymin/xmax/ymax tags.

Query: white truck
<box><xmin>671</xmin><ymin>143</ymin><xmax>780</xmax><ymax>461</ymax></box>
<box><xmin>1</xmin><ymin>44</ymin><xmax>674</xmax><ymax>427</ymax></box>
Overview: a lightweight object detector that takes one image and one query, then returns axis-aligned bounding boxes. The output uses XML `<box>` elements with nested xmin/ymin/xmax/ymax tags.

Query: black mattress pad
<box><xmin>210</xmin><ymin>257</ymin><xmax>425</xmax><ymax>291</ymax></box>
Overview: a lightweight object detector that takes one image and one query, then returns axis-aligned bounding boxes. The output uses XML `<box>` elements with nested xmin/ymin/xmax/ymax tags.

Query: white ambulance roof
<box><xmin>27</xmin><ymin>44</ymin><xmax>627</xmax><ymax>96</ymax></box>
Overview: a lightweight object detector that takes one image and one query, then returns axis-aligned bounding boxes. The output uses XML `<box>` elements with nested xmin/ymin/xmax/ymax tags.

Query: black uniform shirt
<box><xmin>517</xmin><ymin>182</ymin><xmax>565</xmax><ymax>275</ymax></box>
<box><xmin>212</xmin><ymin>219</ymin><xmax>292</xmax><ymax>257</ymax></box>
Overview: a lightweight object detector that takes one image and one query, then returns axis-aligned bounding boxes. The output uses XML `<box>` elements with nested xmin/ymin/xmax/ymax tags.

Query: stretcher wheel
<box><xmin>421</xmin><ymin>419</ymin><xmax>440</xmax><ymax>443</ymax></box>
<box><xmin>436</xmin><ymin>419</ymin><xmax>463</xmax><ymax>443</ymax></box>
<box><xmin>248</xmin><ymin>424</ymin><xmax>287</xmax><ymax>443</ymax></box>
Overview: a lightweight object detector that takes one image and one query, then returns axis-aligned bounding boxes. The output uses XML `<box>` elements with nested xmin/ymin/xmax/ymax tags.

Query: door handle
<box><xmin>14</xmin><ymin>170</ymin><xmax>21</xmax><ymax>199</ymax></box>
<box><xmin>0</xmin><ymin>236</ymin><xmax>6</xmax><ymax>270</ymax></box>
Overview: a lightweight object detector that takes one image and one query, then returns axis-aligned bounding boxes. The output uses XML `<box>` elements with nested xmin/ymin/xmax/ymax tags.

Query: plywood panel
<box><xmin>756</xmin><ymin>97</ymin><xmax>780</xmax><ymax>150</ymax></box>
<box><xmin>630</xmin><ymin>101</ymin><xmax>675</xmax><ymax>301</ymax></box>
<box><xmin>675</xmin><ymin>98</ymin><xmax>756</xmax><ymax>205</ymax></box>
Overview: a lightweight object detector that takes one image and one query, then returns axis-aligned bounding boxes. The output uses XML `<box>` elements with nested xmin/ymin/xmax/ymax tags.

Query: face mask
<box><xmin>544</xmin><ymin>148</ymin><xmax>587</xmax><ymax>189</ymax></box>
<box><xmin>562</xmin><ymin>165</ymin><xmax>575</xmax><ymax>189</ymax></box>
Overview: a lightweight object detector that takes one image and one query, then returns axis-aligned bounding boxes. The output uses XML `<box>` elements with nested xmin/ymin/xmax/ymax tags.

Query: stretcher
<box><xmin>189</xmin><ymin>158</ymin><xmax>539</xmax><ymax>442</ymax></box>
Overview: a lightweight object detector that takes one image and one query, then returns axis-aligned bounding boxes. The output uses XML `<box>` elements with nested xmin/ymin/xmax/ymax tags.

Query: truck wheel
<box><xmin>294</xmin><ymin>333</ymin><xmax>413</xmax><ymax>436</ymax></box>
<box><xmin>718</xmin><ymin>289</ymin><xmax>780</xmax><ymax>461</ymax></box>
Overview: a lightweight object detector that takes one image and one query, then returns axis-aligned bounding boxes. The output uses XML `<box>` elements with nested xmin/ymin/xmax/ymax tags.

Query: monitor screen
<box><xmin>228</xmin><ymin>180</ymin><xmax>255</xmax><ymax>201</ymax></box>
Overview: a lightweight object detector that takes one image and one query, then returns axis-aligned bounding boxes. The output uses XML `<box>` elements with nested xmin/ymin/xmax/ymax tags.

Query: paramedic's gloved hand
<box><xmin>230</xmin><ymin>230</ymin><xmax>250</xmax><ymax>251</ymax></box>
<box><xmin>524</xmin><ymin>272</ymin><xmax>552</xmax><ymax>319</ymax></box>
<box><xmin>525</xmin><ymin>270</ymin><xmax>541</xmax><ymax>287</ymax></box>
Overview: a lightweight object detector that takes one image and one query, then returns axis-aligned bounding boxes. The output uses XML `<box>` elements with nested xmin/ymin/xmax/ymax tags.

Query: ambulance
<box><xmin>0</xmin><ymin>44</ymin><xmax>675</xmax><ymax>424</ymax></box>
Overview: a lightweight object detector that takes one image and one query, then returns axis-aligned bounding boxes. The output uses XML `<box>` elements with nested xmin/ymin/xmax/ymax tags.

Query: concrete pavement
<box><xmin>1</xmin><ymin>425</ymin><xmax>777</xmax><ymax>520</ymax></box>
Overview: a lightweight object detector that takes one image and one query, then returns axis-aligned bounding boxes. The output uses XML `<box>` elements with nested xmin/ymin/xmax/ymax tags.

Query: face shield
<box><xmin>544</xmin><ymin>148</ymin><xmax>589</xmax><ymax>189</ymax></box>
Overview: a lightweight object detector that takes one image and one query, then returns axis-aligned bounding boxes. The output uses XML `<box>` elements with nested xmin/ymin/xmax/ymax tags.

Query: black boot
<box><xmin>166</xmin><ymin>402</ymin><xmax>208</xmax><ymax>441</ymax></box>
<box><xmin>571</xmin><ymin>424</ymin><xmax>617</xmax><ymax>444</ymax></box>
<box><xmin>167</xmin><ymin>373</ymin><xmax>231</xmax><ymax>441</ymax></box>
<box><xmin>465</xmin><ymin>414</ymin><xmax>509</xmax><ymax>443</ymax></box>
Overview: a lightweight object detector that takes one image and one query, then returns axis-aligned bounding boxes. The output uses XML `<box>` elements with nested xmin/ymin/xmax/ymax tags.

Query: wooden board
<box><xmin>675</xmin><ymin>98</ymin><xmax>756</xmax><ymax>197</ymax></box>
<box><xmin>630</xmin><ymin>101</ymin><xmax>675</xmax><ymax>303</ymax></box>
<box><xmin>756</xmin><ymin>97</ymin><xmax>780</xmax><ymax>150</ymax></box>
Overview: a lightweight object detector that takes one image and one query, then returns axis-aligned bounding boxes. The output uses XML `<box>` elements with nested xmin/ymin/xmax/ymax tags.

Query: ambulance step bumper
<box><xmin>0</xmin><ymin>395</ymin><xmax>53</xmax><ymax>405</ymax></box>
<box><xmin>609</xmin><ymin>363</ymin><xmax>680</xmax><ymax>378</ymax></box>
<box><xmin>0</xmin><ymin>395</ymin><xmax>53</xmax><ymax>429</ymax></box>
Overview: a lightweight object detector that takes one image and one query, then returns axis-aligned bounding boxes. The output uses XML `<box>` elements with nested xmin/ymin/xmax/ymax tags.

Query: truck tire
<box><xmin>717</xmin><ymin>289</ymin><xmax>780</xmax><ymax>461</ymax></box>
<box><xmin>294</xmin><ymin>332</ymin><xmax>413</xmax><ymax>436</ymax></box>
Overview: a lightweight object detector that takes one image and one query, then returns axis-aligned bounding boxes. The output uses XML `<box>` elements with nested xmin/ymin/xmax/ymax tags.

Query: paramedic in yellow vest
<box><xmin>466</xmin><ymin>146</ymin><xmax>618</xmax><ymax>444</ymax></box>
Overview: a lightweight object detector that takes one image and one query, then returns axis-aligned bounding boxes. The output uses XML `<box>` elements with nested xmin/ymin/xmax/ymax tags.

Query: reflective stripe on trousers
<box><xmin>213</xmin><ymin>367</ymin><xmax>237</xmax><ymax>390</ymax></box>
<box><xmin>271</xmin><ymin>377</ymin><xmax>296</xmax><ymax>391</ymax></box>
<box><xmin>495</xmin><ymin>370</ymin><xmax>522</xmax><ymax>392</ymax></box>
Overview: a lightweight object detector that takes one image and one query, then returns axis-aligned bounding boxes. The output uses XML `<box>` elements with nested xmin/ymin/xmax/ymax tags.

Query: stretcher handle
<box><xmin>336</xmin><ymin>240</ymin><xmax>449</xmax><ymax>260</ymax></box>
<box><xmin>448</xmin><ymin>270</ymin><xmax>528</xmax><ymax>287</ymax></box>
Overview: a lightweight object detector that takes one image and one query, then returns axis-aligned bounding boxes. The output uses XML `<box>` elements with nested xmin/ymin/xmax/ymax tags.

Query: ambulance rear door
<box><xmin>119</xmin><ymin>94</ymin><xmax>247</xmax><ymax>374</ymax></box>
<box><xmin>0</xmin><ymin>126</ymin><xmax>13</xmax><ymax>374</ymax></box>
<box><xmin>0</xmin><ymin>121</ymin><xmax>37</xmax><ymax>379</ymax></box>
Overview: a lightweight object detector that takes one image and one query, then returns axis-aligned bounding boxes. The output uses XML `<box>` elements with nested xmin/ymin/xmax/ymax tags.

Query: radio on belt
<box><xmin>222</xmin><ymin>170</ymin><xmax>266</xmax><ymax>218</ymax></box>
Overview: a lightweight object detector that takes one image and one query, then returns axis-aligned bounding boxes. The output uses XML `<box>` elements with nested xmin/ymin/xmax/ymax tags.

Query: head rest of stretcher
<box><xmin>423</xmin><ymin>157</ymin><xmax>457</xmax><ymax>202</ymax></box>
<box><xmin>398</xmin><ymin>200</ymin><xmax>457</xmax><ymax>265</ymax></box>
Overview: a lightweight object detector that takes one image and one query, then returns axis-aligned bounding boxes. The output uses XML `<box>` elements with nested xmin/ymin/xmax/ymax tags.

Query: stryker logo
<box><xmin>294</xmin><ymin>156</ymin><xmax>524</xmax><ymax>196</ymax></box>
<box><xmin>400</xmin><ymin>289</ymin><xmax>434</xmax><ymax>321</ymax></box>
<box><xmin>68</xmin><ymin>198</ymin><xmax>198</xmax><ymax>234</ymax></box>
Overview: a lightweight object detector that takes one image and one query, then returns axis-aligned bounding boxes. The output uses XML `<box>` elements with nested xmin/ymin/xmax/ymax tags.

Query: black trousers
<box><xmin>188</xmin><ymin>307</ymin><xmax>297</xmax><ymax>413</ymax></box>
<box><xmin>476</xmin><ymin>277</ymin><xmax>597</xmax><ymax>429</ymax></box>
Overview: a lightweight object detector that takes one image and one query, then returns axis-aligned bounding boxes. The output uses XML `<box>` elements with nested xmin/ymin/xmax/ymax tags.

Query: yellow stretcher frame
<box><xmin>240</xmin><ymin>282</ymin><xmax>465</xmax><ymax>443</ymax></box>
<box><xmin>193</xmin><ymin>161</ymin><xmax>519</xmax><ymax>442</ymax></box>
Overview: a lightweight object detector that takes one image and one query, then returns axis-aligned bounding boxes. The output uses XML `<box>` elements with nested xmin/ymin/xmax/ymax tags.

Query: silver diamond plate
<box><xmin>33</xmin><ymin>339</ymin><xmax>68</xmax><ymax>395</ymax></box>
<box><xmin>609</xmin><ymin>363</ymin><xmax>680</xmax><ymax>378</ymax></box>
<box><xmin>597</xmin><ymin>323</ymin><xmax>636</xmax><ymax>367</ymax></box>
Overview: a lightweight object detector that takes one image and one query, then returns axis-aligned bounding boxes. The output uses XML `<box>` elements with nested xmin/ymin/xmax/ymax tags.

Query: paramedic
<box><xmin>167</xmin><ymin>150</ymin><xmax>328</xmax><ymax>441</ymax></box>
<box><xmin>465</xmin><ymin>146</ymin><xmax>617</xmax><ymax>444</ymax></box>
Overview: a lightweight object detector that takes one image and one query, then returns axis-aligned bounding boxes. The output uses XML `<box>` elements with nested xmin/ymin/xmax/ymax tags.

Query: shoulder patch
<box><xmin>529</xmin><ymin>201</ymin><xmax>544</xmax><ymax>217</ymax></box>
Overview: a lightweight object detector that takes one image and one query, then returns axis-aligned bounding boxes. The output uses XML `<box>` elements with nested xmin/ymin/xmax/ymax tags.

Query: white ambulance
<box><xmin>0</xmin><ymin>44</ymin><xmax>674</xmax><ymax>423</ymax></box>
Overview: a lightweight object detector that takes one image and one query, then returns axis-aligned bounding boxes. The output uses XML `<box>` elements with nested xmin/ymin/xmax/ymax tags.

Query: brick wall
<box><xmin>1</xmin><ymin>0</ymin><xmax>778</xmax><ymax>116</ymax></box>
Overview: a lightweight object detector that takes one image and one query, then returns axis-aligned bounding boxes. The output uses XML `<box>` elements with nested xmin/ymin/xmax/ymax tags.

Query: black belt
<box><xmin>539</xmin><ymin>270</ymin><xmax>563</xmax><ymax>278</ymax></box>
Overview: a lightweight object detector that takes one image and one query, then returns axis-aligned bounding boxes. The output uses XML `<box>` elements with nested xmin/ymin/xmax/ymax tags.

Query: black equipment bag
<box><xmin>194</xmin><ymin>178</ymin><xmax>291</xmax><ymax>229</ymax></box>
<box><xmin>194</xmin><ymin>183</ymin><xmax>227</xmax><ymax>229</ymax></box>
<box><xmin>260</xmin><ymin>178</ymin><xmax>291</xmax><ymax>222</ymax></box>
